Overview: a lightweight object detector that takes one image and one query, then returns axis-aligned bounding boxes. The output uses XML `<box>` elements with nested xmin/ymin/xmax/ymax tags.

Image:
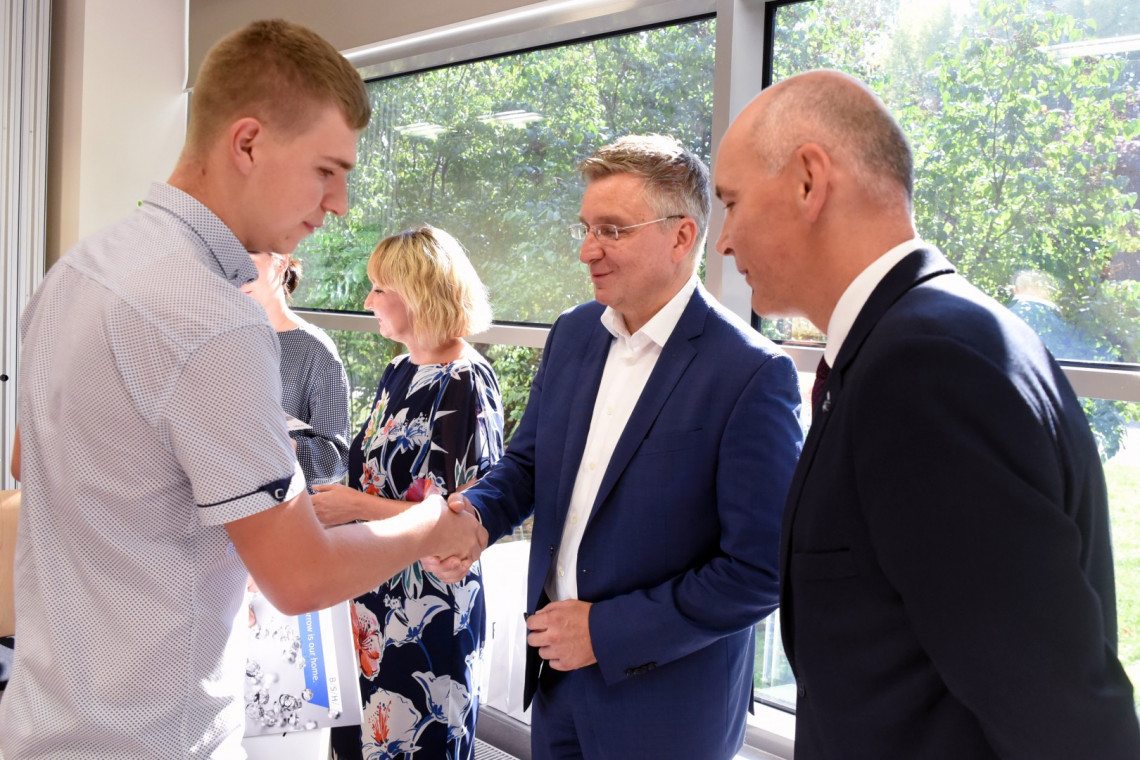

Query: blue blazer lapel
<box><xmin>590</xmin><ymin>287</ymin><xmax>707</xmax><ymax>516</ymax></box>
<box><xmin>554</xmin><ymin>321</ymin><xmax>613</xmax><ymax>521</ymax></box>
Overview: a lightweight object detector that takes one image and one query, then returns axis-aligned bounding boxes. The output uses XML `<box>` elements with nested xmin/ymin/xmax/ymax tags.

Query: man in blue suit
<box><xmin>433</xmin><ymin>135</ymin><xmax>803</xmax><ymax>759</ymax></box>
<box><xmin>715</xmin><ymin>69</ymin><xmax>1140</xmax><ymax>758</ymax></box>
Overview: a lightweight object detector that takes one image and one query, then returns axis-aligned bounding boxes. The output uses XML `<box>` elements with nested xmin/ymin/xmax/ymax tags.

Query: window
<box><xmin>298</xmin><ymin>14</ymin><xmax>719</xmax><ymax>634</ymax></box>
<box><xmin>293</xmin><ymin>17</ymin><xmax>716</xmax><ymax>325</ymax></box>
<box><xmin>288</xmin><ymin>1</ymin><xmax>1139</xmax><ymax>754</ymax></box>
<box><xmin>767</xmin><ymin>0</ymin><xmax>1140</xmax><ymax>370</ymax></box>
<box><xmin>766</xmin><ymin>0</ymin><xmax>1140</xmax><ymax>708</ymax></box>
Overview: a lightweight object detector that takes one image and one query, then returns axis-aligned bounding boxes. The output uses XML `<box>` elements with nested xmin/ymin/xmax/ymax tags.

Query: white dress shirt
<box><xmin>823</xmin><ymin>238</ymin><xmax>927</xmax><ymax>366</ymax></box>
<box><xmin>546</xmin><ymin>276</ymin><xmax>699</xmax><ymax>601</ymax></box>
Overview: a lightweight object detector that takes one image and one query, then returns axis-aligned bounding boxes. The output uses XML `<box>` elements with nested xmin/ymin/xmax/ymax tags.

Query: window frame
<box><xmin>1</xmin><ymin>0</ymin><xmax>51</xmax><ymax>491</ymax></box>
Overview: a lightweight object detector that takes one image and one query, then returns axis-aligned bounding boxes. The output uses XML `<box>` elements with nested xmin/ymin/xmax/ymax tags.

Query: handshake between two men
<box><xmin>418</xmin><ymin>492</ymin><xmax>486</xmax><ymax>581</ymax></box>
<box><xmin>423</xmin><ymin>494</ymin><xmax>599</xmax><ymax>675</ymax></box>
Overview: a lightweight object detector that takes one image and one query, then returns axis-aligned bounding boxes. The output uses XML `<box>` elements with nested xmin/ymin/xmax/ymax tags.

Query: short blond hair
<box><xmin>368</xmin><ymin>226</ymin><xmax>492</xmax><ymax>348</ymax></box>
<box><xmin>186</xmin><ymin>19</ymin><xmax>370</xmax><ymax>158</ymax></box>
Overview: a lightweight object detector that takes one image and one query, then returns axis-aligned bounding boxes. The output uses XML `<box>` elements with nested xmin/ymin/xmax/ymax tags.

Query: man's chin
<box><xmin>273</xmin><ymin>240</ymin><xmax>301</xmax><ymax>255</ymax></box>
<box><xmin>751</xmin><ymin>300</ymin><xmax>794</xmax><ymax>323</ymax></box>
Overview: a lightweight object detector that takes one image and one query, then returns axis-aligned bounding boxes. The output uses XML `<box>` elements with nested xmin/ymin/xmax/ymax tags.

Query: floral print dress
<box><xmin>331</xmin><ymin>352</ymin><xmax>505</xmax><ymax>760</ymax></box>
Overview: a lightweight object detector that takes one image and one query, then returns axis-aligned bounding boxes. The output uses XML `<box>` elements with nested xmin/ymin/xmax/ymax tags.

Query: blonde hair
<box><xmin>186</xmin><ymin>19</ymin><xmax>370</xmax><ymax>159</ymax></box>
<box><xmin>368</xmin><ymin>226</ymin><xmax>492</xmax><ymax>347</ymax></box>
<box><xmin>578</xmin><ymin>134</ymin><xmax>711</xmax><ymax>255</ymax></box>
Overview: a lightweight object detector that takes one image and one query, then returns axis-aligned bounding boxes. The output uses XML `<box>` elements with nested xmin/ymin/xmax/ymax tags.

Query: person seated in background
<box><xmin>242</xmin><ymin>249</ymin><xmax>350</xmax><ymax>486</ymax></box>
<box><xmin>1007</xmin><ymin>268</ymin><xmax>1117</xmax><ymax>362</ymax></box>
<box><xmin>312</xmin><ymin>226</ymin><xmax>504</xmax><ymax>760</ymax></box>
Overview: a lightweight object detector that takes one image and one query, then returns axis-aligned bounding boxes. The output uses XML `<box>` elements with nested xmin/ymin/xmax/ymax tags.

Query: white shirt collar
<box><xmin>823</xmin><ymin>238</ymin><xmax>926</xmax><ymax>366</ymax></box>
<box><xmin>601</xmin><ymin>275</ymin><xmax>699</xmax><ymax>351</ymax></box>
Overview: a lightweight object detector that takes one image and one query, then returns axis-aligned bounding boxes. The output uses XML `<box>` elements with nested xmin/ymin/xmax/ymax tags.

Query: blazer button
<box><xmin>797</xmin><ymin>685</ymin><xmax>806</xmax><ymax>698</ymax></box>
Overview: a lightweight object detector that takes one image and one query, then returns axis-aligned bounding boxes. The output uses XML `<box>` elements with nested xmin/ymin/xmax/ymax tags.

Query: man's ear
<box><xmin>793</xmin><ymin>142</ymin><xmax>831</xmax><ymax>223</ymax></box>
<box><xmin>229</xmin><ymin>117</ymin><xmax>263</xmax><ymax>176</ymax></box>
<box><xmin>671</xmin><ymin>217</ymin><xmax>699</xmax><ymax>263</ymax></box>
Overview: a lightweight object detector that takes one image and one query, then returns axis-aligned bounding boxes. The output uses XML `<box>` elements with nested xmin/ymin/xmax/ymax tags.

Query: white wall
<box><xmin>47</xmin><ymin>0</ymin><xmax>188</xmax><ymax>266</ymax></box>
<box><xmin>188</xmin><ymin>0</ymin><xmax>535</xmax><ymax>84</ymax></box>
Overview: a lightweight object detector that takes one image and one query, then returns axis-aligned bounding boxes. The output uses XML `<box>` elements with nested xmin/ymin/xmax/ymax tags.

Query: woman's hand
<box><xmin>310</xmin><ymin>483</ymin><xmax>368</xmax><ymax>527</ymax></box>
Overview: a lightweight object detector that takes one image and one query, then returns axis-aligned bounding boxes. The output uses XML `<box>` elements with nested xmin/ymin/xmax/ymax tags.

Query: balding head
<box><xmin>714</xmin><ymin>70</ymin><xmax>919</xmax><ymax>329</ymax></box>
<box><xmin>744</xmin><ymin>70</ymin><xmax>913</xmax><ymax>212</ymax></box>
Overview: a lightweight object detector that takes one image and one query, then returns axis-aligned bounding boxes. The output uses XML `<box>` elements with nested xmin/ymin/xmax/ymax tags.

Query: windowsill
<box><xmin>741</xmin><ymin>702</ymin><xmax>795</xmax><ymax>759</ymax></box>
<box><xmin>477</xmin><ymin>702</ymin><xmax>797</xmax><ymax>760</ymax></box>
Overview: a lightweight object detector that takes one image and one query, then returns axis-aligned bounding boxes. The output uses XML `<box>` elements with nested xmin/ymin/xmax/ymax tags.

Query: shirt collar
<box><xmin>824</xmin><ymin>237</ymin><xmax>925</xmax><ymax>366</ymax></box>
<box><xmin>600</xmin><ymin>276</ymin><xmax>699</xmax><ymax>351</ymax></box>
<box><xmin>142</xmin><ymin>182</ymin><xmax>259</xmax><ymax>288</ymax></box>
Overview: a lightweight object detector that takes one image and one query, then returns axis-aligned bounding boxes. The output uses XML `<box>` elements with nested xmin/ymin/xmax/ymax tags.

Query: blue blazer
<box><xmin>782</xmin><ymin>249</ymin><xmax>1140</xmax><ymax>758</ymax></box>
<box><xmin>466</xmin><ymin>285</ymin><xmax>803</xmax><ymax>759</ymax></box>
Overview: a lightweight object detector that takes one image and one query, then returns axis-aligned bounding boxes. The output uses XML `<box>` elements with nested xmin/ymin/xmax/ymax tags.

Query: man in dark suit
<box><xmin>430</xmin><ymin>134</ymin><xmax>803</xmax><ymax>759</ymax></box>
<box><xmin>714</xmin><ymin>69</ymin><xmax>1140</xmax><ymax>758</ymax></box>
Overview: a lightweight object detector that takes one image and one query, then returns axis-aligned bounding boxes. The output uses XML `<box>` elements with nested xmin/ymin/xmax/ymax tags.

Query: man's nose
<box><xmin>324</xmin><ymin>176</ymin><xmax>349</xmax><ymax>217</ymax></box>
<box><xmin>579</xmin><ymin>233</ymin><xmax>603</xmax><ymax>264</ymax></box>
<box><xmin>715</xmin><ymin>225</ymin><xmax>733</xmax><ymax>257</ymax></box>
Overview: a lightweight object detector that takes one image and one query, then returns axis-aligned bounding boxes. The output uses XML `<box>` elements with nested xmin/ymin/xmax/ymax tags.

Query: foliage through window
<box><xmin>294</xmin><ymin>17</ymin><xmax>716</xmax><ymax>477</ymax></box>
<box><xmin>767</xmin><ymin>0</ymin><xmax>1139</xmax><ymax>374</ymax></box>
<box><xmin>293</xmin><ymin>18</ymin><xmax>716</xmax><ymax>327</ymax></box>
<box><xmin>757</xmin><ymin>0</ymin><xmax>1140</xmax><ymax>712</ymax></box>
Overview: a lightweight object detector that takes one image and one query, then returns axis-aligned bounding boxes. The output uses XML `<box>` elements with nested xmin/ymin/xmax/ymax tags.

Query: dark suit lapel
<box><xmin>589</xmin><ymin>287</ymin><xmax>706</xmax><ymax>517</ymax></box>
<box><xmin>779</xmin><ymin>248</ymin><xmax>955</xmax><ymax>668</ymax></box>
<box><xmin>831</xmin><ymin>248</ymin><xmax>955</xmax><ymax>379</ymax></box>
<box><xmin>554</xmin><ymin>320</ymin><xmax>613</xmax><ymax>524</ymax></box>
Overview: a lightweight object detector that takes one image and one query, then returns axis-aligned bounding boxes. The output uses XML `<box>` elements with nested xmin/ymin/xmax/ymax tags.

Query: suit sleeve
<box><xmin>461</xmin><ymin>324</ymin><xmax>558</xmax><ymax>543</ymax></box>
<box><xmin>852</xmin><ymin>336</ymin><xmax>1140</xmax><ymax>757</ymax></box>
<box><xmin>588</xmin><ymin>351</ymin><xmax>803</xmax><ymax>685</ymax></box>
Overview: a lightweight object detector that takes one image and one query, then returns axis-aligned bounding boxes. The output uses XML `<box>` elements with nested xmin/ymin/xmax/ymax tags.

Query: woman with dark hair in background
<box><xmin>242</xmin><ymin>250</ymin><xmax>351</xmax><ymax>486</ymax></box>
<box><xmin>312</xmin><ymin>226</ymin><xmax>503</xmax><ymax>760</ymax></box>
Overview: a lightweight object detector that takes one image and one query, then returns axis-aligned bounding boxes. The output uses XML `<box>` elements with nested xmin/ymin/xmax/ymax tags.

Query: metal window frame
<box><xmin>1</xmin><ymin>0</ymin><xmax>51</xmax><ymax>490</ymax></box>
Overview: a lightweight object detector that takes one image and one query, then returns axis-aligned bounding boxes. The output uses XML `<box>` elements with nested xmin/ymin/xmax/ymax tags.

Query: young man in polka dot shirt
<box><xmin>0</xmin><ymin>19</ymin><xmax>486</xmax><ymax>759</ymax></box>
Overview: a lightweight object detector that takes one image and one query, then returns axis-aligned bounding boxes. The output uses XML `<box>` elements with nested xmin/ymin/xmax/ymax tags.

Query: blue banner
<box><xmin>299</xmin><ymin>612</ymin><xmax>329</xmax><ymax>708</ymax></box>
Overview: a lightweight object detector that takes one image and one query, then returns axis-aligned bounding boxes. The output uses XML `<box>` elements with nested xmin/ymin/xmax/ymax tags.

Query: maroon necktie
<box><xmin>812</xmin><ymin>357</ymin><xmax>831</xmax><ymax>411</ymax></box>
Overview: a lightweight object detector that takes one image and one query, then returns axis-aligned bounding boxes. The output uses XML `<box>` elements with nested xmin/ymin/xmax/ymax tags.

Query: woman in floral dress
<box><xmin>312</xmin><ymin>226</ymin><xmax>504</xmax><ymax>760</ymax></box>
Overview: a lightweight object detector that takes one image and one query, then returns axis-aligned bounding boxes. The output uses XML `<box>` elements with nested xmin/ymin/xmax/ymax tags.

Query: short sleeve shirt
<box><xmin>0</xmin><ymin>183</ymin><xmax>306</xmax><ymax>759</ymax></box>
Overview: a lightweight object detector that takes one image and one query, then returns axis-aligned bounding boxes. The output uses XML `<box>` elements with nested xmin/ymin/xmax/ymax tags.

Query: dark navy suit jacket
<box><xmin>465</xmin><ymin>284</ymin><xmax>803</xmax><ymax>759</ymax></box>
<box><xmin>782</xmin><ymin>249</ymin><xmax>1140</xmax><ymax>758</ymax></box>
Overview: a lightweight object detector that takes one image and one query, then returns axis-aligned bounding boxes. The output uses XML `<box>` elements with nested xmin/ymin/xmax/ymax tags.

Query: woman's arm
<box><xmin>310</xmin><ymin>483</ymin><xmax>412</xmax><ymax>526</ymax></box>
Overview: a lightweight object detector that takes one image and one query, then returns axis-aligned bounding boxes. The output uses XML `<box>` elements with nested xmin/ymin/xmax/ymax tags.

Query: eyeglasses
<box><xmin>568</xmin><ymin>215</ymin><xmax>684</xmax><ymax>242</ymax></box>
